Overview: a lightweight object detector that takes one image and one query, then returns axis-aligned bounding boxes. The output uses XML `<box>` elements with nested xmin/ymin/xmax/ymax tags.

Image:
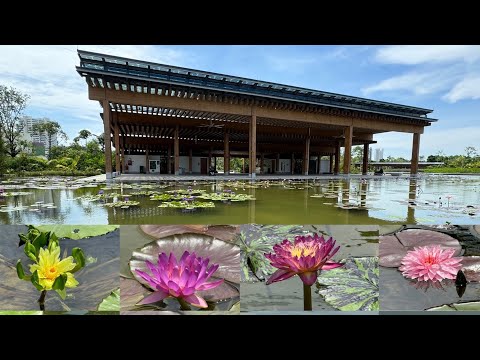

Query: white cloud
<box><xmin>443</xmin><ymin>75</ymin><xmax>480</xmax><ymax>102</ymax></box>
<box><xmin>375</xmin><ymin>45</ymin><xmax>480</xmax><ymax>65</ymax></box>
<box><xmin>265</xmin><ymin>54</ymin><xmax>316</xmax><ymax>72</ymax></box>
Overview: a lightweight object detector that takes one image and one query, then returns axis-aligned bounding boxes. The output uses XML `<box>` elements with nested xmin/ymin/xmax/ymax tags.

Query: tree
<box><xmin>465</xmin><ymin>146</ymin><xmax>477</xmax><ymax>158</ymax></box>
<box><xmin>31</xmin><ymin>119</ymin><xmax>68</xmax><ymax>159</ymax></box>
<box><xmin>0</xmin><ymin>85</ymin><xmax>30</xmax><ymax>157</ymax></box>
<box><xmin>0</xmin><ymin>126</ymin><xmax>6</xmax><ymax>175</ymax></box>
<box><xmin>75</xmin><ymin>129</ymin><xmax>92</xmax><ymax>147</ymax></box>
<box><xmin>96</xmin><ymin>133</ymin><xmax>105</xmax><ymax>152</ymax></box>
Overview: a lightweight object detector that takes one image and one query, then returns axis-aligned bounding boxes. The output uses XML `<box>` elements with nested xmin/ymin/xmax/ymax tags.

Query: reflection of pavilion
<box><xmin>76</xmin><ymin>51</ymin><xmax>436</xmax><ymax>179</ymax></box>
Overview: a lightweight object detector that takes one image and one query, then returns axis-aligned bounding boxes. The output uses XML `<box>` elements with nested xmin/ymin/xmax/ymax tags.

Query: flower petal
<box><xmin>183</xmin><ymin>293</ymin><xmax>208</xmax><ymax>308</ymax></box>
<box><xmin>298</xmin><ymin>271</ymin><xmax>318</xmax><ymax>286</ymax></box>
<box><xmin>138</xmin><ymin>290</ymin><xmax>169</xmax><ymax>305</ymax></box>
<box><xmin>266</xmin><ymin>269</ymin><xmax>296</xmax><ymax>285</ymax></box>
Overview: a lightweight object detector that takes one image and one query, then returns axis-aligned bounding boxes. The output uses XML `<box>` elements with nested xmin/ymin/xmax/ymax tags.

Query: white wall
<box><xmin>179</xmin><ymin>156</ymin><xmax>206</xmax><ymax>174</ymax></box>
<box><xmin>124</xmin><ymin>154</ymin><xmax>146</xmax><ymax>173</ymax></box>
<box><xmin>320</xmin><ymin>159</ymin><xmax>330</xmax><ymax>173</ymax></box>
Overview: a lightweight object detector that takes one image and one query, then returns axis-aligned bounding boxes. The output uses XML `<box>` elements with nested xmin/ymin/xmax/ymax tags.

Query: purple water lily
<box><xmin>135</xmin><ymin>251</ymin><xmax>224</xmax><ymax>308</ymax></box>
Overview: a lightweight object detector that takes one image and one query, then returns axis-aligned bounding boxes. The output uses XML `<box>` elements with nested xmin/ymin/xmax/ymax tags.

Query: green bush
<box><xmin>424</xmin><ymin>167</ymin><xmax>480</xmax><ymax>174</ymax></box>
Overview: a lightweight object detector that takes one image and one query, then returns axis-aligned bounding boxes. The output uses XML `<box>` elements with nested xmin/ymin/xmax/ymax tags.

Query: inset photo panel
<box><xmin>379</xmin><ymin>225</ymin><xmax>480</xmax><ymax>312</ymax></box>
<box><xmin>0</xmin><ymin>225</ymin><xmax>119</xmax><ymax>315</ymax></box>
<box><xmin>240</xmin><ymin>224</ymin><xmax>379</xmax><ymax>313</ymax></box>
<box><xmin>120</xmin><ymin>225</ymin><xmax>240</xmax><ymax>314</ymax></box>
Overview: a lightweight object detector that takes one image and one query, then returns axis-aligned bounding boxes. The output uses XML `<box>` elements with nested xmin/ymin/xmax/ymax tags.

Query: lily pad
<box><xmin>104</xmin><ymin>201</ymin><xmax>140</xmax><ymax>208</ymax></box>
<box><xmin>158</xmin><ymin>201</ymin><xmax>215</xmax><ymax>209</ymax></box>
<box><xmin>33</xmin><ymin>225</ymin><xmax>119</xmax><ymax>240</ymax></box>
<box><xmin>129</xmin><ymin>233</ymin><xmax>240</xmax><ymax>284</ymax></box>
<box><xmin>0</xmin><ymin>311</ymin><xmax>43</xmax><ymax>315</ymax></box>
<box><xmin>427</xmin><ymin>301</ymin><xmax>480</xmax><ymax>311</ymax></box>
<box><xmin>140</xmin><ymin>225</ymin><xmax>240</xmax><ymax>243</ymax></box>
<box><xmin>317</xmin><ymin>256</ymin><xmax>379</xmax><ymax>311</ymax></box>
<box><xmin>379</xmin><ymin>229</ymin><xmax>462</xmax><ymax>268</ymax></box>
<box><xmin>197</xmin><ymin>192</ymin><xmax>255</xmax><ymax>202</ymax></box>
<box><xmin>97</xmin><ymin>289</ymin><xmax>120</xmax><ymax>311</ymax></box>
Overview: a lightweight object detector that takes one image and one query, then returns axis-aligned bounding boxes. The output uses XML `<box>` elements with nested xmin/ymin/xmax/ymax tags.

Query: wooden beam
<box><xmin>291</xmin><ymin>153</ymin><xmax>295</xmax><ymax>174</ymax></box>
<box><xmin>146</xmin><ymin>148</ymin><xmax>149</xmax><ymax>173</ymax></box>
<box><xmin>167</xmin><ymin>146</ymin><xmax>172</xmax><ymax>174</ymax></box>
<box><xmin>249</xmin><ymin>107</ymin><xmax>257</xmax><ymax>178</ymax></box>
<box><xmin>102</xmin><ymin>100</ymin><xmax>113</xmax><ymax>178</ymax></box>
<box><xmin>343</xmin><ymin>125</ymin><xmax>353</xmax><ymax>174</ymax></box>
<box><xmin>362</xmin><ymin>143</ymin><xmax>369</xmax><ymax>175</ymax></box>
<box><xmin>174</xmin><ymin>125</ymin><xmax>179</xmax><ymax>175</ymax></box>
<box><xmin>329</xmin><ymin>154</ymin><xmax>334</xmax><ymax>174</ymax></box>
<box><xmin>303</xmin><ymin>129</ymin><xmax>311</xmax><ymax>175</ymax></box>
<box><xmin>411</xmin><ymin>133</ymin><xmax>421</xmax><ymax>175</ymax></box>
<box><xmin>188</xmin><ymin>148</ymin><xmax>193</xmax><ymax>174</ymax></box>
<box><xmin>260</xmin><ymin>153</ymin><xmax>264</xmax><ymax>174</ymax></box>
<box><xmin>276</xmin><ymin>153</ymin><xmax>280</xmax><ymax>173</ymax></box>
<box><xmin>89</xmin><ymin>87</ymin><xmax>426</xmax><ymax>134</ymax></box>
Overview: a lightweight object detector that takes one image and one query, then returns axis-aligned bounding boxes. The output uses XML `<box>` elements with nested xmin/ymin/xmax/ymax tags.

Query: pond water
<box><xmin>240</xmin><ymin>225</ymin><xmax>378</xmax><ymax>312</ymax></box>
<box><xmin>0</xmin><ymin>225</ymin><xmax>119</xmax><ymax>312</ymax></box>
<box><xmin>0</xmin><ymin>175</ymin><xmax>479</xmax><ymax>225</ymax></box>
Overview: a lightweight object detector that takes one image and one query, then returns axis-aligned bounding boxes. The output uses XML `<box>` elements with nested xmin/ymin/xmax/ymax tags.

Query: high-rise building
<box><xmin>21</xmin><ymin>116</ymin><xmax>58</xmax><ymax>157</ymax></box>
<box><xmin>374</xmin><ymin>148</ymin><xmax>384</xmax><ymax>161</ymax></box>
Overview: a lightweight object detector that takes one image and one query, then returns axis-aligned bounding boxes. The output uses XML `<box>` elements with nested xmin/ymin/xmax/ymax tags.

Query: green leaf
<box><xmin>317</xmin><ymin>256</ymin><xmax>379</xmax><ymax>311</ymax></box>
<box><xmin>427</xmin><ymin>301</ymin><xmax>480</xmax><ymax>311</ymax></box>
<box><xmin>55</xmin><ymin>288</ymin><xmax>67</xmax><ymax>300</ymax></box>
<box><xmin>71</xmin><ymin>248</ymin><xmax>86</xmax><ymax>273</ymax></box>
<box><xmin>32</xmin><ymin>232</ymin><xmax>48</xmax><ymax>252</ymax></box>
<box><xmin>97</xmin><ymin>289</ymin><xmax>120</xmax><ymax>311</ymax></box>
<box><xmin>33</xmin><ymin>225</ymin><xmax>119</xmax><ymax>240</ymax></box>
<box><xmin>0</xmin><ymin>311</ymin><xmax>43</xmax><ymax>315</ymax></box>
<box><xmin>52</xmin><ymin>273</ymin><xmax>67</xmax><ymax>291</ymax></box>
<box><xmin>24</xmin><ymin>242</ymin><xmax>37</xmax><ymax>262</ymax></box>
<box><xmin>16</xmin><ymin>260</ymin><xmax>28</xmax><ymax>280</ymax></box>
<box><xmin>30</xmin><ymin>270</ymin><xmax>44</xmax><ymax>291</ymax></box>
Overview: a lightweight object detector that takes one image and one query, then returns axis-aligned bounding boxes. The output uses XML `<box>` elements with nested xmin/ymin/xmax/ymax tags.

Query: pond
<box><xmin>0</xmin><ymin>175</ymin><xmax>479</xmax><ymax>225</ymax></box>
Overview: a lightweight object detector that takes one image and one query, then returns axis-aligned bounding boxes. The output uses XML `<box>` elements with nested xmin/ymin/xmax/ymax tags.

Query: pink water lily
<box><xmin>399</xmin><ymin>245</ymin><xmax>462</xmax><ymax>282</ymax></box>
<box><xmin>265</xmin><ymin>234</ymin><xmax>343</xmax><ymax>286</ymax></box>
<box><xmin>135</xmin><ymin>251</ymin><xmax>223</xmax><ymax>308</ymax></box>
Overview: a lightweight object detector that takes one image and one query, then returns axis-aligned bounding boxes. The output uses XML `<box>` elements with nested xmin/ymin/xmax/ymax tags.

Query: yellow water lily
<box><xmin>29</xmin><ymin>246</ymin><xmax>79</xmax><ymax>290</ymax></box>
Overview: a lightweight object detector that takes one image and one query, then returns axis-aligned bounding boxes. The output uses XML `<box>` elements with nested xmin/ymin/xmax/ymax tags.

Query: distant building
<box><xmin>374</xmin><ymin>148</ymin><xmax>384</xmax><ymax>161</ymax></box>
<box><xmin>21</xmin><ymin>117</ymin><xmax>57</xmax><ymax>157</ymax></box>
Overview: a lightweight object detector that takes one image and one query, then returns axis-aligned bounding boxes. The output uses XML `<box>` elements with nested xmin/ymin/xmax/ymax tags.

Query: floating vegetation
<box><xmin>1</xmin><ymin>191</ymin><xmax>33</xmax><ymax>197</ymax></box>
<box><xmin>77</xmin><ymin>193</ymin><xmax>120</xmax><ymax>201</ymax></box>
<box><xmin>149</xmin><ymin>194</ymin><xmax>187</xmax><ymax>201</ymax></box>
<box><xmin>158</xmin><ymin>201</ymin><xmax>215</xmax><ymax>210</ymax></box>
<box><xmin>104</xmin><ymin>201</ymin><xmax>140</xmax><ymax>208</ymax></box>
<box><xmin>197</xmin><ymin>191</ymin><xmax>255</xmax><ymax>202</ymax></box>
<box><xmin>0</xmin><ymin>205</ymin><xmax>29</xmax><ymax>212</ymax></box>
<box><xmin>165</xmin><ymin>189</ymin><xmax>207</xmax><ymax>195</ymax></box>
<box><xmin>129</xmin><ymin>191</ymin><xmax>162</xmax><ymax>196</ymax></box>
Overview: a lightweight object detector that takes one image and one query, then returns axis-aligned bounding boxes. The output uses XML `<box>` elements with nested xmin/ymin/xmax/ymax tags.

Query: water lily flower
<box><xmin>29</xmin><ymin>246</ymin><xmax>79</xmax><ymax>290</ymax></box>
<box><xmin>135</xmin><ymin>251</ymin><xmax>223</xmax><ymax>308</ymax></box>
<box><xmin>98</xmin><ymin>190</ymin><xmax>104</xmax><ymax>195</ymax></box>
<box><xmin>399</xmin><ymin>245</ymin><xmax>462</xmax><ymax>282</ymax></box>
<box><xmin>265</xmin><ymin>234</ymin><xmax>343</xmax><ymax>286</ymax></box>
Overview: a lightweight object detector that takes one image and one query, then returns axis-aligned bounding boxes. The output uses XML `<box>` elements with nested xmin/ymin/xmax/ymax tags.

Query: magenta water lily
<box><xmin>135</xmin><ymin>251</ymin><xmax>223</xmax><ymax>309</ymax></box>
<box><xmin>265</xmin><ymin>234</ymin><xmax>343</xmax><ymax>286</ymax></box>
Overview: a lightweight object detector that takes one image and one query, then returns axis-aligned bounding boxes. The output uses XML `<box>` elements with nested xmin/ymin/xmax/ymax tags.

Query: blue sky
<box><xmin>1</xmin><ymin>45</ymin><xmax>479</xmax><ymax>158</ymax></box>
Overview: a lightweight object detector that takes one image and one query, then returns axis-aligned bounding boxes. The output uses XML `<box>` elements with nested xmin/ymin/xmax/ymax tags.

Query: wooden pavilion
<box><xmin>76</xmin><ymin>50</ymin><xmax>436</xmax><ymax>179</ymax></box>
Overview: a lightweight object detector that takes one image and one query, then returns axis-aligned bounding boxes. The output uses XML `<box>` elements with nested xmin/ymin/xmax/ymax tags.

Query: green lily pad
<box><xmin>33</xmin><ymin>225</ymin><xmax>119</xmax><ymax>240</ymax></box>
<box><xmin>158</xmin><ymin>201</ymin><xmax>215</xmax><ymax>209</ymax></box>
<box><xmin>104</xmin><ymin>201</ymin><xmax>140</xmax><ymax>208</ymax></box>
<box><xmin>317</xmin><ymin>256</ymin><xmax>379</xmax><ymax>311</ymax></box>
<box><xmin>0</xmin><ymin>311</ymin><xmax>43</xmax><ymax>315</ymax></box>
<box><xmin>427</xmin><ymin>301</ymin><xmax>480</xmax><ymax>311</ymax></box>
<box><xmin>197</xmin><ymin>192</ymin><xmax>255</xmax><ymax>202</ymax></box>
<box><xmin>97</xmin><ymin>289</ymin><xmax>120</xmax><ymax>311</ymax></box>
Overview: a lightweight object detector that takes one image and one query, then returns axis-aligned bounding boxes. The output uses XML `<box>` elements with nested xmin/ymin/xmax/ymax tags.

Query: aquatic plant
<box><xmin>158</xmin><ymin>201</ymin><xmax>215</xmax><ymax>209</ymax></box>
<box><xmin>265</xmin><ymin>234</ymin><xmax>342</xmax><ymax>310</ymax></box>
<box><xmin>16</xmin><ymin>228</ymin><xmax>86</xmax><ymax>310</ymax></box>
<box><xmin>135</xmin><ymin>251</ymin><xmax>223</xmax><ymax>309</ymax></box>
<box><xmin>197</xmin><ymin>192</ymin><xmax>255</xmax><ymax>202</ymax></box>
<box><xmin>165</xmin><ymin>189</ymin><xmax>206</xmax><ymax>195</ymax></box>
<box><xmin>399</xmin><ymin>245</ymin><xmax>462</xmax><ymax>282</ymax></box>
<box><xmin>104</xmin><ymin>200</ymin><xmax>140</xmax><ymax>208</ymax></box>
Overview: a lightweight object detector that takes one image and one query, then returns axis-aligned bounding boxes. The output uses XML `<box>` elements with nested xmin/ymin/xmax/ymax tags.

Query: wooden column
<box><xmin>343</xmin><ymin>125</ymin><xmax>353</xmax><ymax>174</ymax></box>
<box><xmin>316</xmin><ymin>154</ymin><xmax>320</xmax><ymax>174</ymax></box>
<box><xmin>329</xmin><ymin>154</ymin><xmax>334</xmax><ymax>174</ymax></box>
<box><xmin>114</xmin><ymin>122</ymin><xmax>120</xmax><ymax>174</ymax></box>
<box><xmin>291</xmin><ymin>153</ymin><xmax>295</xmax><ymax>174</ymax></box>
<box><xmin>167</xmin><ymin>146</ymin><xmax>172</xmax><ymax>174</ymax></box>
<box><xmin>145</xmin><ymin>148</ymin><xmax>149</xmax><ymax>173</ymax></box>
<box><xmin>276</xmin><ymin>153</ymin><xmax>280</xmax><ymax>173</ymax></box>
<box><xmin>411</xmin><ymin>133</ymin><xmax>421</xmax><ymax>175</ymax></box>
<box><xmin>249</xmin><ymin>108</ymin><xmax>257</xmax><ymax>178</ymax></box>
<box><xmin>102</xmin><ymin>100</ymin><xmax>113</xmax><ymax>178</ymax></box>
<box><xmin>120</xmin><ymin>135</ymin><xmax>125</xmax><ymax>173</ymax></box>
<box><xmin>174</xmin><ymin>125</ymin><xmax>180</xmax><ymax>175</ymax></box>
<box><xmin>362</xmin><ymin>143</ymin><xmax>369</xmax><ymax>175</ymax></box>
<box><xmin>224</xmin><ymin>131</ymin><xmax>230</xmax><ymax>175</ymax></box>
<box><xmin>303</xmin><ymin>129</ymin><xmax>311</xmax><ymax>175</ymax></box>
<box><xmin>260</xmin><ymin>153</ymin><xmax>264</xmax><ymax>174</ymax></box>
<box><xmin>188</xmin><ymin>148</ymin><xmax>193</xmax><ymax>174</ymax></box>
<box><xmin>208</xmin><ymin>147</ymin><xmax>212</xmax><ymax>170</ymax></box>
<box><xmin>334</xmin><ymin>141</ymin><xmax>340</xmax><ymax>175</ymax></box>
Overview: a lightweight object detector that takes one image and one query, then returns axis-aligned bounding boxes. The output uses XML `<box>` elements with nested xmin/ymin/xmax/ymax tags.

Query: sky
<box><xmin>0</xmin><ymin>45</ymin><xmax>479</xmax><ymax>158</ymax></box>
